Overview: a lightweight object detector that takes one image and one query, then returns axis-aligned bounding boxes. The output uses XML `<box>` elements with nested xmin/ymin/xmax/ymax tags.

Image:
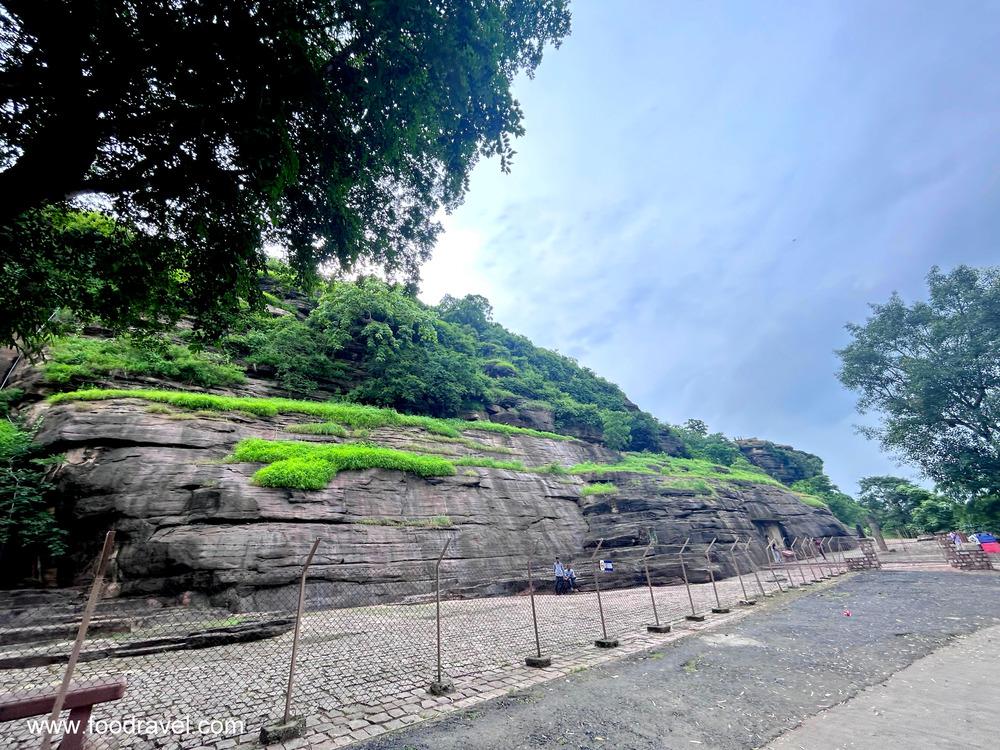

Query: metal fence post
<box><xmin>803</xmin><ymin>538</ymin><xmax>822</xmax><ymax>581</ymax></box>
<box><xmin>766</xmin><ymin>541</ymin><xmax>786</xmax><ymax>592</ymax></box>
<box><xmin>590</xmin><ymin>539</ymin><xmax>618</xmax><ymax>648</ymax></box>
<box><xmin>429</xmin><ymin>538</ymin><xmax>454</xmax><ymax>695</ymax></box>
<box><xmin>524</xmin><ymin>545</ymin><xmax>551</xmax><ymax>667</ymax></box>
<box><xmin>742</xmin><ymin>539</ymin><xmax>768</xmax><ymax>598</ymax></box>
<box><xmin>829</xmin><ymin>538</ymin><xmax>843</xmax><ymax>575</ymax></box>
<box><xmin>705</xmin><ymin>538</ymin><xmax>730</xmax><ymax>614</ymax></box>
<box><xmin>790</xmin><ymin>537</ymin><xmax>811</xmax><ymax>585</ymax></box>
<box><xmin>679</xmin><ymin>538</ymin><xmax>704</xmax><ymax>621</ymax></box>
<box><xmin>793</xmin><ymin>538</ymin><xmax>812</xmax><ymax>582</ymax></box>
<box><xmin>729</xmin><ymin>539</ymin><xmax>754</xmax><ymax>605</ymax></box>
<box><xmin>834</xmin><ymin>536</ymin><xmax>849</xmax><ymax>572</ymax></box>
<box><xmin>643</xmin><ymin>534</ymin><xmax>670</xmax><ymax>633</ymax></box>
<box><xmin>817</xmin><ymin>538</ymin><xmax>833</xmax><ymax>578</ymax></box>
<box><xmin>39</xmin><ymin>531</ymin><xmax>116</xmax><ymax>750</ymax></box>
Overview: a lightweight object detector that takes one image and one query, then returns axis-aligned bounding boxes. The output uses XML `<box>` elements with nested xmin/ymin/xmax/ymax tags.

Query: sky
<box><xmin>419</xmin><ymin>0</ymin><xmax>1000</xmax><ymax>495</ymax></box>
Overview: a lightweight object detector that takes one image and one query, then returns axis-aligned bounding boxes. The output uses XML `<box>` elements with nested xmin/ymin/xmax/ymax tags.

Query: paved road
<box><xmin>356</xmin><ymin>570</ymin><xmax>1000</xmax><ymax>750</ymax></box>
<box><xmin>765</xmin><ymin>623</ymin><xmax>1000</xmax><ymax>750</ymax></box>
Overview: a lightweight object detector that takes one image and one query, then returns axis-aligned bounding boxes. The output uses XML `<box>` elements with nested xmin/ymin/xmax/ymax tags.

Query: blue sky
<box><xmin>420</xmin><ymin>0</ymin><xmax>1000</xmax><ymax>494</ymax></box>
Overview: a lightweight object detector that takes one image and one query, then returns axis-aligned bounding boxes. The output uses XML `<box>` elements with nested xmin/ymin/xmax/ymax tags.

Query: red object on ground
<box><xmin>843</xmin><ymin>609</ymin><xmax>852</xmax><ymax>617</ymax></box>
<box><xmin>981</xmin><ymin>542</ymin><xmax>1000</xmax><ymax>554</ymax></box>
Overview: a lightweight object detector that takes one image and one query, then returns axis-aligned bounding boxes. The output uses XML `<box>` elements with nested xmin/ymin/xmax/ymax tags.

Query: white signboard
<box><xmin>599</xmin><ymin>559</ymin><xmax>614</xmax><ymax>572</ymax></box>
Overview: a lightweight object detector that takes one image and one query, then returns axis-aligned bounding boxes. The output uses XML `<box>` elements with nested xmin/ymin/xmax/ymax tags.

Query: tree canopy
<box><xmin>0</xmin><ymin>0</ymin><xmax>571</xmax><ymax>350</ymax></box>
<box><xmin>838</xmin><ymin>266</ymin><xmax>1000</xmax><ymax>514</ymax></box>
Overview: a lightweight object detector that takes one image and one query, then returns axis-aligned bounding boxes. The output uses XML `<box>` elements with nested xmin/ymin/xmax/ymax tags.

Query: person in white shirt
<box><xmin>553</xmin><ymin>558</ymin><xmax>565</xmax><ymax>594</ymax></box>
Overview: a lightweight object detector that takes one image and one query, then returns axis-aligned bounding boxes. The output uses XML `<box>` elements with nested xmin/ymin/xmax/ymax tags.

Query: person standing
<box><xmin>553</xmin><ymin>558</ymin><xmax>565</xmax><ymax>594</ymax></box>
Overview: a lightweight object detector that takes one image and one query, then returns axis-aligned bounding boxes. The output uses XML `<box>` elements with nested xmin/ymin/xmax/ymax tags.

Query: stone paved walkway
<box><xmin>349</xmin><ymin>569</ymin><xmax>1000</xmax><ymax>750</ymax></box>
<box><xmin>1</xmin><ymin>563</ymin><xmax>824</xmax><ymax>750</ymax></box>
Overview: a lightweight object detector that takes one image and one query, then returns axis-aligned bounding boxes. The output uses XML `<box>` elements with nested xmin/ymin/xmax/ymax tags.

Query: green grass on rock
<box><xmin>232</xmin><ymin>438</ymin><xmax>456</xmax><ymax>489</ymax></box>
<box><xmin>49</xmin><ymin>389</ymin><xmax>570</xmax><ymax>442</ymax></box>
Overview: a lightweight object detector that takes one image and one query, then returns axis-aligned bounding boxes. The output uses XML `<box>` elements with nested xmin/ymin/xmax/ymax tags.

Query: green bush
<box><xmin>600</xmin><ymin>411</ymin><xmax>632</xmax><ymax>451</ymax></box>
<box><xmin>0</xmin><ymin>420</ymin><xmax>66</xmax><ymax>567</ymax></box>
<box><xmin>44</xmin><ymin>336</ymin><xmax>245</xmax><ymax>387</ymax></box>
<box><xmin>0</xmin><ymin>420</ymin><xmax>31</xmax><ymax>458</ymax></box>
<box><xmin>0</xmin><ymin>388</ymin><xmax>24</xmax><ymax>417</ymax></box>
<box><xmin>552</xmin><ymin>397</ymin><xmax>602</xmax><ymax>432</ymax></box>
<box><xmin>223</xmin><ymin>314</ymin><xmax>343</xmax><ymax>395</ymax></box>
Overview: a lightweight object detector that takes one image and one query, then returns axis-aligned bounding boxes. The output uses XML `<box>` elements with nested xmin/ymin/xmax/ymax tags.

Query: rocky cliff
<box><xmin>16</xmin><ymin>388</ymin><xmax>850</xmax><ymax>611</ymax></box>
<box><xmin>736</xmin><ymin>438</ymin><xmax>824</xmax><ymax>485</ymax></box>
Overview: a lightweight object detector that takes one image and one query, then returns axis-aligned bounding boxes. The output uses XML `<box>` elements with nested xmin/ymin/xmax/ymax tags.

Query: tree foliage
<box><xmin>0</xmin><ymin>208</ymin><xmax>189</xmax><ymax>350</ymax></box>
<box><xmin>0</xmin><ymin>0</ymin><xmax>571</xmax><ymax>349</ymax></box>
<box><xmin>0</xmin><ymin>419</ymin><xmax>66</xmax><ymax>580</ymax></box>
<box><xmin>838</xmin><ymin>265</ymin><xmax>1000</xmax><ymax>514</ymax></box>
<box><xmin>599</xmin><ymin>411</ymin><xmax>632</xmax><ymax>451</ymax></box>
<box><xmin>673</xmin><ymin>423</ymin><xmax>742</xmax><ymax>465</ymax></box>
<box><xmin>791</xmin><ymin>474</ymin><xmax>865</xmax><ymax>527</ymax></box>
<box><xmin>857</xmin><ymin>475</ymin><xmax>940</xmax><ymax>534</ymax></box>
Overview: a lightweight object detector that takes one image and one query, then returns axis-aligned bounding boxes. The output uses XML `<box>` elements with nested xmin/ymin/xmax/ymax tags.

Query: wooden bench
<box><xmin>0</xmin><ymin>678</ymin><xmax>126</xmax><ymax>750</ymax></box>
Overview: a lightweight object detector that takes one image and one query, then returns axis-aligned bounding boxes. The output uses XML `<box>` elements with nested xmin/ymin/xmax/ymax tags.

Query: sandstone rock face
<box><xmin>30</xmin><ymin>399</ymin><xmax>852</xmax><ymax>610</ymax></box>
<box><xmin>735</xmin><ymin>438</ymin><xmax>823</xmax><ymax>485</ymax></box>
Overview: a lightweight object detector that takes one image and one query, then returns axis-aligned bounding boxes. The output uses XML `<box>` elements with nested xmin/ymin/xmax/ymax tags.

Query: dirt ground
<box><xmin>354</xmin><ymin>570</ymin><xmax>1000</xmax><ymax>750</ymax></box>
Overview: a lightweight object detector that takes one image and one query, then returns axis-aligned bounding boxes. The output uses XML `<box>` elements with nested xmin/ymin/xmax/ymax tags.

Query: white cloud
<box><xmin>418</xmin><ymin>214</ymin><xmax>495</xmax><ymax>307</ymax></box>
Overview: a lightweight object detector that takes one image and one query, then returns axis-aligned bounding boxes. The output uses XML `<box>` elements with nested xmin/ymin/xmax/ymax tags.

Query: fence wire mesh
<box><xmin>0</xmin><ymin>534</ymin><xmax>857</xmax><ymax>750</ymax></box>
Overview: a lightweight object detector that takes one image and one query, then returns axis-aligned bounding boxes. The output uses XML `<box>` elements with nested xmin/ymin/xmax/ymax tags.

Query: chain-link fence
<box><xmin>0</xmin><ymin>533</ymin><xmax>855</xmax><ymax>750</ymax></box>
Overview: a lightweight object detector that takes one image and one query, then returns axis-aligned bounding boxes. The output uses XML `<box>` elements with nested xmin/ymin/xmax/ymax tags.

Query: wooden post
<box><xmin>39</xmin><ymin>531</ymin><xmax>115</xmax><ymax>750</ymax></box>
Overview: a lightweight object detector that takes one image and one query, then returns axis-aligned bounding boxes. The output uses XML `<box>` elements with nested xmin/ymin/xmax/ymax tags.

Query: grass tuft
<box><xmin>453</xmin><ymin>456</ymin><xmax>527</xmax><ymax>471</ymax></box>
<box><xmin>285</xmin><ymin>422</ymin><xmax>349</xmax><ymax>438</ymax></box>
<box><xmin>580</xmin><ymin>482</ymin><xmax>618</xmax><ymax>496</ymax></box>
<box><xmin>795</xmin><ymin>493</ymin><xmax>829</xmax><ymax>509</ymax></box>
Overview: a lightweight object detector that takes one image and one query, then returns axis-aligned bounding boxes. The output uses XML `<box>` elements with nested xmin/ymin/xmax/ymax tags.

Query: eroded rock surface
<box><xmin>30</xmin><ymin>400</ymin><xmax>851</xmax><ymax>610</ymax></box>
